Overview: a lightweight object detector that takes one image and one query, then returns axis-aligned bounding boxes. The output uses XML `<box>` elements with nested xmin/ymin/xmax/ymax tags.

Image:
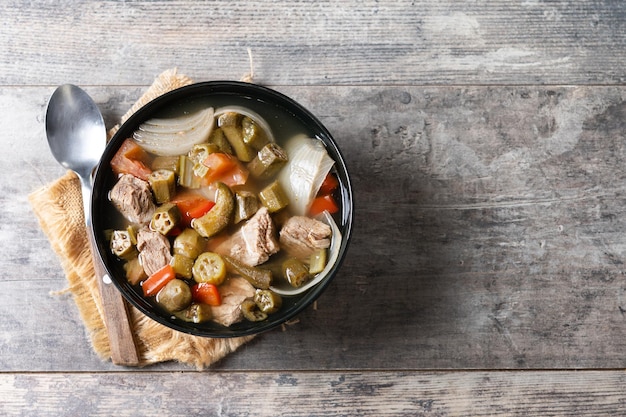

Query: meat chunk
<box><xmin>210</xmin><ymin>276</ymin><xmax>255</xmax><ymax>327</ymax></box>
<box><xmin>279</xmin><ymin>216</ymin><xmax>331</xmax><ymax>259</ymax></box>
<box><xmin>212</xmin><ymin>207</ymin><xmax>279</xmax><ymax>266</ymax></box>
<box><xmin>109</xmin><ymin>174</ymin><xmax>155</xmax><ymax>225</ymax></box>
<box><xmin>136</xmin><ymin>228</ymin><xmax>172</xmax><ymax>276</ymax></box>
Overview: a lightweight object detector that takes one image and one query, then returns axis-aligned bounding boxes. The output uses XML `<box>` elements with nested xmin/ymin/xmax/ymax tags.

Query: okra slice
<box><xmin>173</xmin><ymin>228</ymin><xmax>205</xmax><ymax>259</ymax></box>
<box><xmin>110</xmin><ymin>229</ymin><xmax>137</xmax><ymax>260</ymax></box>
<box><xmin>208</xmin><ymin>128</ymin><xmax>233</xmax><ymax>155</ymax></box>
<box><xmin>192</xmin><ymin>252</ymin><xmax>226</xmax><ymax>285</ymax></box>
<box><xmin>234</xmin><ymin>191</ymin><xmax>259</xmax><ymax>224</ymax></box>
<box><xmin>170</xmin><ymin>253</ymin><xmax>194</xmax><ymax>279</ymax></box>
<box><xmin>247</xmin><ymin>143</ymin><xmax>288</xmax><ymax>179</ymax></box>
<box><xmin>241</xmin><ymin>298</ymin><xmax>267</xmax><ymax>322</ymax></box>
<box><xmin>282</xmin><ymin>257</ymin><xmax>311</xmax><ymax>288</ymax></box>
<box><xmin>175</xmin><ymin>303</ymin><xmax>213</xmax><ymax>323</ymax></box>
<box><xmin>156</xmin><ymin>279</ymin><xmax>192</xmax><ymax>313</ymax></box>
<box><xmin>259</xmin><ymin>180</ymin><xmax>289</xmax><ymax>213</ymax></box>
<box><xmin>254</xmin><ymin>289</ymin><xmax>282</xmax><ymax>314</ymax></box>
<box><xmin>178</xmin><ymin>155</ymin><xmax>202</xmax><ymax>189</ymax></box>
<box><xmin>189</xmin><ymin>143</ymin><xmax>220</xmax><ymax>178</ymax></box>
<box><xmin>126</xmin><ymin>225</ymin><xmax>138</xmax><ymax>245</ymax></box>
<box><xmin>148</xmin><ymin>169</ymin><xmax>176</xmax><ymax>203</ymax></box>
<box><xmin>241</xmin><ymin>116</ymin><xmax>269</xmax><ymax>151</ymax></box>
<box><xmin>218</xmin><ymin>112</ymin><xmax>256</xmax><ymax>162</ymax></box>
<box><xmin>192</xmin><ymin>182</ymin><xmax>234</xmax><ymax>238</ymax></box>
<box><xmin>223</xmin><ymin>255</ymin><xmax>272</xmax><ymax>289</ymax></box>
<box><xmin>150</xmin><ymin>203</ymin><xmax>181</xmax><ymax>235</ymax></box>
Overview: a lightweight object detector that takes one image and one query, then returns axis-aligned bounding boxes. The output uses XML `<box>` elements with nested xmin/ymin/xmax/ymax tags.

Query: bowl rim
<box><xmin>91</xmin><ymin>81</ymin><xmax>354</xmax><ymax>338</ymax></box>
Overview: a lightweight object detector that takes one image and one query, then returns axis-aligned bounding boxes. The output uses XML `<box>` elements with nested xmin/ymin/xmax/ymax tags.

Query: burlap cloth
<box><xmin>28</xmin><ymin>68</ymin><xmax>256</xmax><ymax>368</ymax></box>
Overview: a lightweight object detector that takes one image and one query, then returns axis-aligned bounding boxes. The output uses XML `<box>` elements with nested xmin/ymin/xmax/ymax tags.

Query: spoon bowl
<box><xmin>45</xmin><ymin>84</ymin><xmax>106</xmax><ymax>221</ymax></box>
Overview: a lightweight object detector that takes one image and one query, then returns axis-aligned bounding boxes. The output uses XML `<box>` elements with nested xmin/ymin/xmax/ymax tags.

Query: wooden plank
<box><xmin>1</xmin><ymin>1</ymin><xmax>624</xmax><ymax>86</ymax></box>
<box><xmin>1</xmin><ymin>371</ymin><xmax>625</xmax><ymax>416</ymax></box>
<box><xmin>5</xmin><ymin>85</ymin><xmax>626</xmax><ymax>372</ymax></box>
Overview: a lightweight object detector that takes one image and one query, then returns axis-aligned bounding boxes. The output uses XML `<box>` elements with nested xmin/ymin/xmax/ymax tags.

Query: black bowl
<box><xmin>91</xmin><ymin>81</ymin><xmax>353</xmax><ymax>338</ymax></box>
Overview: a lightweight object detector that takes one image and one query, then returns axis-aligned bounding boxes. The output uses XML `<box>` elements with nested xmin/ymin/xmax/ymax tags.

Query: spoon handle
<box><xmin>87</xmin><ymin>225</ymin><xmax>141</xmax><ymax>366</ymax></box>
<box><xmin>81</xmin><ymin>178</ymin><xmax>140</xmax><ymax>366</ymax></box>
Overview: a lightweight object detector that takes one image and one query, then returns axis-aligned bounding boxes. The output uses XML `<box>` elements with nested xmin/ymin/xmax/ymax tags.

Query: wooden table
<box><xmin>3</xmin><ymin>1</ymin><xmax>626</xmax><ymax>415</ymax></box>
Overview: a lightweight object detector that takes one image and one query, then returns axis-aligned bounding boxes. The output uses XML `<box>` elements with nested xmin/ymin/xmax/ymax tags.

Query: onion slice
<box><xmin>214</xmin><ymin>105</ymin><xmax>275</xmax><ymax>144</ymax></box>
<box><xmin>133</xmin><ymin>107</ymin><xmax>215</xmax><ymax>156</ymax></box>
<box><xmin>277</xmin><ymin>135</ymin><xmax>335</xmax><ymax>216</ymax></box>
<box><xmin>271</xmin><ymin>211</ymin><xmax>342</xmax><ymax>296</ymax></box>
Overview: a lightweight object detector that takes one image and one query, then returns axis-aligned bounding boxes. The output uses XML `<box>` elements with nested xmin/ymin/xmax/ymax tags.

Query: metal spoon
<box><xmin>45</xmin><ymin>84</ymin><xmax>105</xmax><ymax>224</ymax></box>
<box><xmin>45</xmin><ymin>84</ymin><xmax>139</xmax><ymax>366</ymax></box>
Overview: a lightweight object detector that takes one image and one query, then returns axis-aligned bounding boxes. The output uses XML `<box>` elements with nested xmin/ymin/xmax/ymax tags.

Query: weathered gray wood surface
<box><xmin>3</xmin><ymin>371</ymin><xmax>626</xmax><ymax>416</ymax></box>
<box><xmin>2</xmin><ymin>0</ymin><xmax>625</xmax><ymax>86</ymax></box>
<box><xmin>2</xmin><ymin>0</ymin><xmax>626</xmax><ymax>415</ymax></box>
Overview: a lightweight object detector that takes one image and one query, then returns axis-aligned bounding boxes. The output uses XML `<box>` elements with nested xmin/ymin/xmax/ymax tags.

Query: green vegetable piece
<box><xmin>192</xmin><ymin>182</ymin><xmax>234</xmax><ymax>238</ymax></box>
<box><xmin>223</xmin><ymin>255</ymin><xmax>272</xmax><ymax>289</ymax></box>
<box><xmin>170</xmin><ymin>253</ymin><xmax>194</xmax><ymax>279</ymax></box>
<box><xmin>189</xmin><ymin>143</ymin><xmax>220</xmax><ymax>162</ymax></box>
<box><xmin>110</xmin><ymin>230</ymin><xmax>137</xmax><ymax>260</ymax></box>
<box><xmin>254</xmin><ymin>289</ymin><xmax>282</xmax><ymax>314</ymax></box>
<box><xmin>208</xmin><ymin>128</ymin><xmax>233</xmax><ymax>155</ymax></box>
<box><xmin>178</xmin><ymin>155</ymin><xmax>202</xmax><ymax>189</ymax></box>
<box><xmin>259</xmin><ymin>180</ymin><xmax>289</xmax><ymax>213</ymax></box>
<box><xmin>309</xmin><ymin>248</ymin><xmax>327</xmax><ymax>274</ymax></box>
<box><xmin>241</xmin><ymin>298</ymin><xmax>267</xmax><ymax>322</ymax></box>
<box><xmin>247</xmin><ymin>143</ymin><xmax>288</xmax><ymax>179</ymax></box>
<box><xmin>126</xmin><ymin>225</ymin><xmax>138</xmax><ymax>245</ymax></box>
<box><xmin>151</xmin><ymin>155</ymin><xmax>180</xmax><ymax>173</ymax></box>
<box><xmin>192</xmin><ymin>252</ymin><xmax>227</xmax><ymax>285</ymax></box>
<box><xmin>148</xmin><ymin>169</ymin><xmax>176</xmax><ymax>203</ymax></box>
<box><xmin>189</xmin><ymin>143</ymin><xmax>220</xmax><ymax>178</ymax></box>
<box><xmin>156</xmin><ymin>279</ymin><xmax>192</xmax><ymax>313</ymax></box>
<box><xmin>173</xmin><ymin>228</ymin><xmax>205</xmax><ymax>259</ymax></box>
<box><xmin>282</xmin><ymin>257</ymin><xmax>311</xmax><ymax>288</ymax></box>
<box><xmin>241</xmin><ymin>116</ymin><xmax>269</xmax><ymax>151</ymax></box>
<box><xmin>150</xmin><ymin>203</ymin><xmax>181</xmax><ymax>235</ymax></box>
<box><xmin>175</xmin><ymin>303</ymin><xmax>213</xmax><ymax>323</ymax></box>
<box><xmin>218</xmin><ymin>112</ymin><xmax>256</xmax><ymax>162</ymax></box>
<box><xmin>193</xmin><ymin>163</ymin><xmax>209</xmax><ymax>178</ymax></box>
<box><xmin>234</xmin><ymin>191</ymin><xmax>259</xmax><ymax>224</ymax></box>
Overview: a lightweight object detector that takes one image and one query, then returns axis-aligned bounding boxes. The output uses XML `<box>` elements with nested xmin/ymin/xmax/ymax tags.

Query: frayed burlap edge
<box><xmin>28</xmin><ymin>171</ymin><xmax>111</xmax><ymax>357</ymax></box>
<box><xmin>29</xmin><ymin>68</ymin><xmax>257</xmax><ymax>369</ymax></box>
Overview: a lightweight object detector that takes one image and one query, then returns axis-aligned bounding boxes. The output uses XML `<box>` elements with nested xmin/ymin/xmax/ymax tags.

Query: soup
<box><xmin>104</xmin><ymin>96</ymin><xmax>342</xmax><ymax>328</ymax></box>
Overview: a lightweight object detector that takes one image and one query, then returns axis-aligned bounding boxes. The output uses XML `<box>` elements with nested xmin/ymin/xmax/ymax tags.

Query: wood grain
<box><xmin>1</xmin><ymin>1</ymin><xmax>625</xmax><ymax>86</ymax></box>
<box><xmin>6</xmin><ymin>85</ymin><xmax>626</xmax><ymax>372</ymax></box>
<box><xmin>2</xmin><ymin>371</ymin><xmax>625</xmax><ymax>416</ymax></box>
<box><xmin>3</xmin><ymin>0</ymin><xmax>626</xmax><ymax>414</ymax></box>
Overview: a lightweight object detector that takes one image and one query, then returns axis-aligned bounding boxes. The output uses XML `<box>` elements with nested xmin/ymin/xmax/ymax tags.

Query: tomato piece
<box><xmin>110</xmin><ymin>139</ymin><xmax>152</xmax><ymax>180</ymax></box>
<box><xmin>191</xmin><ymin>282</ymin><xmax>222</xmax><ymax>306</ymax></box>
<box><xmin>217</xmin><ymin>165</ymin><xmax>249</xmax><ymax>187</ymax></box>
<box><xmin>171</xmin><ymin>192</ymin><xmax>216</xmax><ymax>227</ymax></box>
<box><xmin>202</xmin><ymin>153</ymin><xmax>249</xmax><ymax>187</ymax></box>
<box><xmin>203</xmin><ymin>153</ymin><xmax>237</xmax><ymax>178</ymax></box>
<box><xmin>309</xmin><ymin>194</ymin><xmax>339</xmax><ymax>216</ymax></box>
<box><xmin>142</xmin><ymin>264</ymin><xmax>176</xmax><ymax>297</ymax></box>
<box><xmin>318</xmin><ymin>173</ymin><xmax>339</xmax><ymax>195</ymax></box>
<box><xmin>185</xmin><ymin>200</ymin><xmax>215</xmax><ymax>222</ymax></box>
